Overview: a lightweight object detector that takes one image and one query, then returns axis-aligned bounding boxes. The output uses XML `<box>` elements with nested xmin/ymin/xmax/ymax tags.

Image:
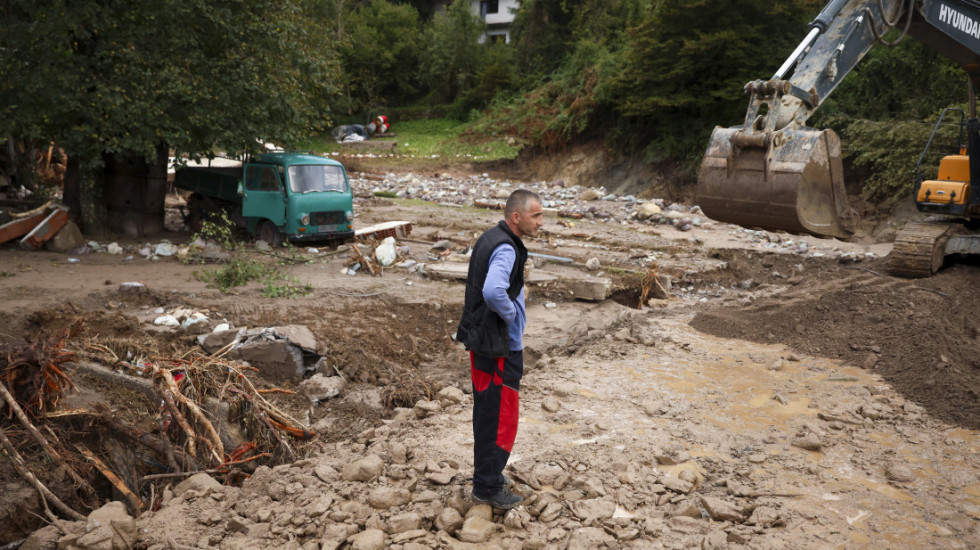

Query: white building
<box><xmin>470</xmin><ymin>0</ymin><xmax>519</xmax><ymax>43</ymax></box>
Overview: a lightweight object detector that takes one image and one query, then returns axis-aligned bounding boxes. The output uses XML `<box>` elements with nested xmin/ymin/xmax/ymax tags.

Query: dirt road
<box><xmin>1</xmin><ymin>169</ymin><xmax>978</xmax><ymax>549</ymax></box>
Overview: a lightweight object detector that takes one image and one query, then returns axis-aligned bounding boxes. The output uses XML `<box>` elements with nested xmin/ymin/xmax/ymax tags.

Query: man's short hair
<box><xmin>504</xmin><ymin>189</ymin><xmax>542</xmax><ymax>217</ymax></box>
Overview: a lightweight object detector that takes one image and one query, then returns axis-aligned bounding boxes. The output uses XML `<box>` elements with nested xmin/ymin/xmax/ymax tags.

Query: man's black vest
<box><xmin>456</xmin><ymin>221</ymin><xmax>527</xmax><ymax>358</ymax></box>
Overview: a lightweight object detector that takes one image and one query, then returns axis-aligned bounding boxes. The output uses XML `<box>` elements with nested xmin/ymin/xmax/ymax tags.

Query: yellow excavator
<box><xmin>697</xmin><ymin>0</ymin><xmax>980</xmax><ymax>277</ymax></box>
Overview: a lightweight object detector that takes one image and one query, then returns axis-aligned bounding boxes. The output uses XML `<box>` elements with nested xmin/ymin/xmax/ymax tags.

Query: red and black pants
<box><xmin>470</xmin><ymin>349</ymin><xmax>523</xmax><ymax>499</ymax></box>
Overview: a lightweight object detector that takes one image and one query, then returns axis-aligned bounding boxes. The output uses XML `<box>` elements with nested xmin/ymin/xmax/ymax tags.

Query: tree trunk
<box><xmin>63</xmin><ymin>155</ymin><xmax>81</xmax><ymax>219</ymax></box>
<box><xmin>80</xmin><ymin>163</ymin><xmax>107</xmax><ymax>236</ymax></box>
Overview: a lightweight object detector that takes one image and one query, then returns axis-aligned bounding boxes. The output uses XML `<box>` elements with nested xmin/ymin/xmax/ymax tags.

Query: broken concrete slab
<box><xmin>565</xmin><ymin>277</ymin><xmax>612</xmax><ymax>302</ymax></box>
<box><xmin>197</xmin><ymin>328</ymin><xmax>243</xmax><ymax>354</ymax></box>
<box><xmin>230</xmin><ymin>339</ymin><xmax>305</xmax><ymax>382</ymax></box>
<box><xmin>423</xmin><ymin>262</ymin><xmax>557</xmax><ymax>284</ymax></box>
<box><xmin>271</xmin><ymin>325</ymin><xmax>319</xmax><ymax>354</ymax></box>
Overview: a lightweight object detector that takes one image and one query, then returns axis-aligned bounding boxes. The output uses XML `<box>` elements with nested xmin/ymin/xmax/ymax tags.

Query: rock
<box><xmin>350</xmin><ymin>529</ymin><xmax>386</xmax><ymax>550</ymax></box>
<box><xmin>387</xmin><ymin>513</ymin><xmax>423</xmax><ymax>534</ymax></box>
<box><xmin>585</xmin><ymin>258</ymin><xmax>600</xmax><ymax>271</ymax></box>
<box><xmin>20</xmin><ymin>524</ymin><xmax>64</xmax><ymax>550</ymax></box>
<box><xmin>747</xmin><ymin>506</ymin><xmax>780</xmax><ymax>527</ymax></box>
<box><xmin>197</xmin><ymin>328</ymin><xmax>241</xmax><ymax>353</ymax></box>
<box><xmin>435</xmin><ymin>507</ymin><xmax>464</xmax><ymax>534</ymax></box>
<box><xmin>342</xmin><ymin>454</ymin><xmax>384</xmax><ymax>482</ymax></box>
<box><xmin>255</xmin><ymin>240</ymin><xmax>270</xmax><ymax>251</ymax></box>
<box><xmin>45</xmin><ymin>220</ymin><xmax>85</xmax><ymax>252</ymax></box>
<box><xmin>60</xmin><ymin>501</ymin><xmax>137</xmax><ymax>550</ymax></box>
<box><xmin>661</xmin><ymin>476</ymin><xmax>694</xmax><ymax>494</ymax></box>
<box><xmin>174</xmin><ymin>473</ymin><xmax>221</xmax><ymax>496</ymax></box>
<box><xmin>767</xmin><ymin>359</ymin><xmax>784</xmax><ymax>371</ymax></box>
<box><xmin>425</xmin><ymin>466</ymin><xmax>456</xmax><ymax>486</ymax></box>
<box><xmin>698</xmin><ymin>496</ymin><xmax>743</xmax><ymax>522</ymax></box>
<box><xmin>466</xmin><ymin>503</ymin><xmax>493</xmax><ymax>521</ymax></box>
<box><xmin>106</xmin><ymin>243</ymin><xmax>123</xmax><ymax>255</ymax></box>
<box><xmin>566</xmin><ymin>527</ymin><xmax>616</xmax><ymax>550</ymax></box>
<box><xmin>414</xmin><ymin>399</ymin><xmax>442</xmax><ymax>418</ymax></box>
<box><xmin>153</xmin><ymin>315</ymin><xmax>180</xmax><ymax>327</ymax></box>
<box><xmin>884</xmin><ymin>462</ymin><xmax>915</xmax><ymax>482</ymax></box>
<box><xmin>541</xmin><ymin>398</ymin><xmax>561</xmax><ymax>412</ymax></box>
<box><xmin>367</xmin><ymin>487</ymin><xmax>411</xmax><ymax>509</ymax></box>
<box><xmin>580</xmin><ymin>189</ymin><xmax>602</xmax><ymax>201</ymax></box>
<box><xmin>154</xmin><ymin>242</ymin><xmax>175</xmax><ymax>256</ymax></box>
<box><xmin>437</xmin><ymin>386</ymin><xmax>465</xmax><ymax>405</ymax></box>
<box><xmin>531</xmin><ymin>463</ymin><xmax>565</xmax><ymax>486</ymax></box>
<box><xmin>300</xmin><ymin>374</ymin><xmax>346</xmax><ymax>404</ymax></box>
<box><xmin>571</xmin><ymin>498</ymin><xmax>616</xmax><ymax>523</ymax></box>
<box><xmin>636</xmin><ymin>202</ymin><xmax>662</xmax><ymax>220</ymax></box>
<box><xmin>565</xmin><ymin>277</ymin><xmax>612</xmax><ymax>302</ymax></box>
<box><xmin>538</xmin><ymin>502</ymin><xmax>563</xmax><ymax>523</ymax></box>
<box><xmin>430</xmin><ymin>240</ymin><xmax>453</xmax><ymax>251</ymax></box>
<box><xmin>457</xmin><ymin>516</ymin><xmax>495</xmax><ymax>543</ymax></box>
<box><xmin>391</xmin><ymin>530</ymin><xmax>427</xmax><ymax>544</ymax></box>
<box><xmin>667</xmin><ymin>499</ymin><xmax>702</xmax><ymax>519</ymax></box>
<box><xmin>230</xmin><ymin>339</ymin><xmax>305</xmax><ymax>381</ymax></box>
<box><xmin>504</xmin><ymin>508</ymin><xmax>530</xmax><ymax>529</ymax></box>
<box><xmin>791</xmin><ymin>433</ymin><xmax>823</xmax><ymax>451</ymax></box>
<box><xmin>702</xmin><ymin>530</ymin><xmax>729</xmax><ymax>550</ymax></box>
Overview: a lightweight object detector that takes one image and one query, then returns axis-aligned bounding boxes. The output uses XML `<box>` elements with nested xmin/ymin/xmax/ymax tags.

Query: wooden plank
<box><xmin>0</xmin><ymin>208</ymin><xmax>51</xmax><ymax>244</ymax></box>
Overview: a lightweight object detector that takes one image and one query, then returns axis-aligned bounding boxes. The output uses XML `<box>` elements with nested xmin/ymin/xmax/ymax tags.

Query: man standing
<box><xmin>456</xmin><ymin>189</ymin><xmax>544</xmax><ymax>509</ymax></box>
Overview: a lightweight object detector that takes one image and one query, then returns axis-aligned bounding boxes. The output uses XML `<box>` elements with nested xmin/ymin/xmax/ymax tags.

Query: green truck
<box><xmin>175</xmin><ymin>153</ymin><xmax>354</xmax><ymax>247</ymax></box>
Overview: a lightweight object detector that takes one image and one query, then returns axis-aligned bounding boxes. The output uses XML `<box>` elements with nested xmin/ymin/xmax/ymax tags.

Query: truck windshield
<box><xmin>288</xmin><ymin>164</ymin><xmax>348</xmax><ymax>194</ymax></box>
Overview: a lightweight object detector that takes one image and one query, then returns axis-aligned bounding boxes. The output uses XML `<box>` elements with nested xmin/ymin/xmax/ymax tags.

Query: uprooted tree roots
<box><xmin>1</xmin><ymin>329</ymin><xmax>316</xmax><ymax>520</ymax></box>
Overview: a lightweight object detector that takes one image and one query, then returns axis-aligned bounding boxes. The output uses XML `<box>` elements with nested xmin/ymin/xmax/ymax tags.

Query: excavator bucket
<box><xmin>696</xmin><ymin>126</ymin><xmax>856</xmax><ymax>239</ymax></box>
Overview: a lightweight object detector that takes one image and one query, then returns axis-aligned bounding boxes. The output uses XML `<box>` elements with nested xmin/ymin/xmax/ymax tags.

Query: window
<box><xmin>288</xmin><ymin>164</ymin><xmax>347</xmax><ymax>194</ymax></box>
<box><xmin>245</xmin><ymin>165</ymin><xmax>281</xmax><ymax>192</ymax></box>
<box><xmin>480</xmin><ymin>0</ymin><xmax>498</xmax><ymax>17</ymax></box>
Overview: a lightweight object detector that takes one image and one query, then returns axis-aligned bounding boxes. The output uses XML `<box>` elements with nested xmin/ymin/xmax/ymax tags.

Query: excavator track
<box><xmin>888</xmin><ymin>221</ymin><xmax>960</xmax><ymax>278</ymax></box>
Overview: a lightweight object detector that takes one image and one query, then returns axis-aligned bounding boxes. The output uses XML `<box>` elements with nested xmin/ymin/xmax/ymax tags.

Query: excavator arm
<box><xmin>697</xmin><ymin>0</ymin><xmax>980</xmax><ymax>238</ymax></box>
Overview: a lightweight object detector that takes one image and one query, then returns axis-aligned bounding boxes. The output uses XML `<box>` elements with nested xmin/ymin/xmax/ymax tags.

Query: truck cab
<box><xmin>176</xmin><ymin>152</ymin><xmax>355</xmax><ymax>246</ymax></box>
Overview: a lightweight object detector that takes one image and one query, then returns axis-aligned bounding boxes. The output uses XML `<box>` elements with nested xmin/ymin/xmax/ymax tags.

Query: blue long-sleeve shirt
<box><xmin>482</xmin><ymin>243</ymin><xmax>526</xmax><ymax>351</ymax></box>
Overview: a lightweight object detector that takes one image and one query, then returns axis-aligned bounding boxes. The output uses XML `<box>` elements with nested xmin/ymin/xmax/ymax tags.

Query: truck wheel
<box><xmin>257</xmin><ymin>221</ymin><xmax>283</xmax><ymax>248</ymax></box>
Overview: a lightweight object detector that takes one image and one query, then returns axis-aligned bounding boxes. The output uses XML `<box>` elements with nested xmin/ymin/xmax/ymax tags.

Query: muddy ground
<box><xmin>1</xmin><ymin>164</ymin><xmax>978</xmax><ymax>550</ymax></box>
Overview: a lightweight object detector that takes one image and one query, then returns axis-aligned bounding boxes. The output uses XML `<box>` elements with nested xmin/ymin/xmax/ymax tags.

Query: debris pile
<box><xmin>0</xmin><ymin>327</ymin><xmax>318</xmax><ymax>538</ymax></box>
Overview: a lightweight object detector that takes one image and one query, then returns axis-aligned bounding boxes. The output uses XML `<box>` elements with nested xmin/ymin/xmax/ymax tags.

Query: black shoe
<box><xmin>471</xmin><ymin>487</ymin><xmax>523</xmax><ymax>509</ymax></box>
<box><xmin>502</xmin><ymin>474</ymin><xmax>513</xmax><ymax>487</ymax></box>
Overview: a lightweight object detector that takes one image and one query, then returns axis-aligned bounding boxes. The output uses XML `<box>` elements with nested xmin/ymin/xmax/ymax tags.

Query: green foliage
<box><xmin>341</xmin><ymin>0</ymin><xmax>423</xmax><ymax>114</ymax></box>
<box><xmin>192</xmin><ymin>210</ymin><xmax>239</xmax><ymax>251</ymax></box>
<box><xmin>812</xmin><ymin>40</ymin><xmax>965</xmax><ymax>198</ymax></box>
<box><xmin>194</xmin><ymin>259</ymin><xmax>269</xmax><ymax>293</ymax></box>
<box><xmin>469</xmin><ymin>27</ymin><xmax>624</xmax><ymax>149</ymax></box>
<box><xmin>833</xmin><ymin>113</ymin><xmax>966</xmax><ymax>198</ymax></box>
<box><xmin>0</xmin><ymin>0</ymin><xmax>342</xmax><ymax>167</ymax></box>
<box><xmin>813</xmin><ymin>41</ymin><xmax>964</xmax><ymax>124</ymax></box>
<box><xmin>261</xmin><ymin>269</ymin><xmax>314</xmax><ymax>298</ymax></box>
<box><xmin>606</xmin><ymin>0</ymin><xmax>816</xmax><ymax>159</ymax></box>
<box><xmin>420</xmin><ymin>0</ymin><xmax>487</xmax><ymax>104</ymax></box>
<box><xmin>194</xmin><ymin>255</ymin><xmax>313</xmax><ymax>298</ymax></box>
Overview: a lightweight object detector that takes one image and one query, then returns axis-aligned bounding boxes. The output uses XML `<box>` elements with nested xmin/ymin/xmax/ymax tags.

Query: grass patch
<box><xmin>300</xmin><ymin>118</ymin><xmax>521</xmax><ymax>162</ymax></box>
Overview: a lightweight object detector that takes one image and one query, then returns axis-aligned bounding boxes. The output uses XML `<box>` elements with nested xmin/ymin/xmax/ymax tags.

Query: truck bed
<box><xmin>174</xmin><ymin>166</ymin><xmax>243</xmax><ymax>204</ymax></box>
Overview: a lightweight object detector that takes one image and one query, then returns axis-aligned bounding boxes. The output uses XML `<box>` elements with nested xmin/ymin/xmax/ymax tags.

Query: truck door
<box><xmin>242</xmin><ymin>164</ymin><xmax>286</xmax><ymax>226</ymax></box>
